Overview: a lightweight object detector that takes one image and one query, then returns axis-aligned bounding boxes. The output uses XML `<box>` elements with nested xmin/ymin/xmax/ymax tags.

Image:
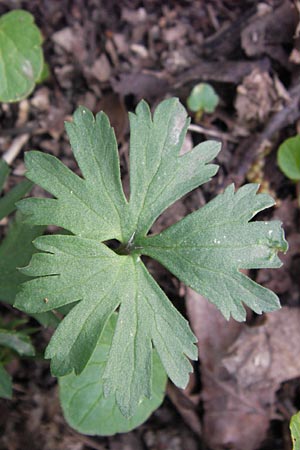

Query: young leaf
<box><xmin>0</xmin><ymin>180</ymin><xmax>33</xmax><ymax>221</ymax></box>
<box><xmin>0</xmin><ymin>10</ymin><xmax>44</xmax><ymax>102</ymax></box>
<box><xmin>187</xmin><ymin>83</ymin><xmax>219</xmax><ymax>114</ymax></box>
<box><xmin>59</xmin><ymin>314</ymin><xmax>167</xmax><ymax>436</ymax></box>
<box><xmin>0</xmin><ymin>160</ymin><xmax>56</xmax><ymax>327</ymax></box>
<box><xmin>277</xmin><ymin>135</ymin><xmax>300</xmax><ymax>181</ymax></box>
<box><xmin>290</xmin><ymin>411</ymin><xmax>300</xmax><ymax>450</ymax></box>
<box><xmin>0</xmin><ymin>364</ymin><xmax>12</xmax><ymax>399</ymax></box>
<box><xmin>0</xmin><ymin>215</ymin><xmax>44</xmax><ymax>304</ymax></box>
<box><xmin>0</xmin><ymin>159</ymin><xmax>10</xmax><ymax>191</ymax></box>
<box><xmin>0</xmin><ymin>328</ymin><xmax>35</xmax><ymax>356</ymax></box>
<box><xmin>138</xmin><ymin>184</ymin><xmax>287</xmax><ymax>321</ymax></box>
<box><xmin>15</xmin><ymin>98</ymin><xmax>286</xmax><ymax>418</ymax></box>
<box><xmin>0</xmin><ymin>158</ymin><xmax>32</xmax><ymax>220</ymax></box>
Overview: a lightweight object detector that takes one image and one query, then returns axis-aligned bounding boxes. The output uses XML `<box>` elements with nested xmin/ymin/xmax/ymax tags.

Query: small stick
<box><xmin>188</xmin><ymin>123</ymin><xmax>238</xmax><ymax>142</ymax></box>
<box><xmin>2</xmin><ymin>134</ymin><xmax>29</xmax><ymax>165</ymax></box>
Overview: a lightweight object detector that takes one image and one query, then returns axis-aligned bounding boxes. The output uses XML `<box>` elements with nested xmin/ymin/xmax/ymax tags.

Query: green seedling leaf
<box><xmin>0</xmin><ymin>159</ymin><xmax>10</xmax><ymax>190</ymax></box>
<box><xmin>0</xmin><ymin>159</ymin><xmax>39</xmax><ymax>302</ymax></box>
<box><xmin>0</xmin><ymin>328</ymin><xmax>34</xmax><ymax>356</ymax></box>
<box><xmin>16</xmin><ymin>98</ymin><xmax>287</xmax><ymax>418</ymax></box>
<box><xmin>0</xmin><ymin>180</ymin><xmax>33</xmax><ymax>221</ymax></box>
<box><xmin>0</xmin><ymin>9</ymin><xmax>44</xmax><ymax>102</ymax></box>
<box><xmin>290</xmin><ymin>411</ymin><xmax>300</xmax><ymax>450</ymax></box>
<box><xmin>0</xmin><ymin>364</ymin><xmax>12</xmax><ymax>399</ymax></box>
<box><xmin>0</xmin><ymin>158</ymin><xmax>32</xmax><ymax>220</ymax></box>
<box><xmin>0</xmin><ymin>214</ymin><xmax>44</xmax><ymax>304</ymax></box>
<box><xmin>0</xmin><ymin>215</ymin><xmax>63</xmax><ymax>329</ymax></box>
<box><xmin>59</xmin><ymin>314</ymin><xmax>167</xmax><ymax>435</ymax></box>
<box><xmin>0</xmin><ymin>159</ymin><xmax>57</xmax><ymax>327</ymax></box>
<box><xmin>187</xmin><ymin>83</ymin><xmax>219</xmax><ymax>114</ymax></box>
<box><xmin>138</xmin><ymin>184</ymin><xmax>287</xmax><ymax>321</ymax></box>
<box><xmin>277</xmin><ymin>135</ymin><xmax>300</xmax><ymax>181</ymax></box>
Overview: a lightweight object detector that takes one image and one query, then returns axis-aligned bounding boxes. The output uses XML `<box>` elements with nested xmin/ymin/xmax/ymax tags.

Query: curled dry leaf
<box><xmin>235</xmin><ymin>69</ymin><xmax>284</xmax><ymax>128</ymax></box>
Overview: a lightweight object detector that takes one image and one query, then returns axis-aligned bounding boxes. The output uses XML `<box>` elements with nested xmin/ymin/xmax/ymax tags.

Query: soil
<box><xmin>0</xmin><ymin>1</ymin><xmax>300</xmax><ymax>449</ymax></box>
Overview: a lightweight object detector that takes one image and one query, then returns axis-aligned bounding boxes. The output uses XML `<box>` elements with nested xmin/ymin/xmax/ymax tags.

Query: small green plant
<box><xmin>15</xmin><ymin>98</ymin><xmax>287</xmax><ymax>423</ymax></box>
<box><xmin>290</xmin><ymin>411</ymin><xmax>300</xmax><ymax>450</ymax></box>
<box><xmin>0</xmin><ymin>157</ymin><xmax>57</xmax><ymax>399</ymax></box>
<box><xmin>0</xmin><ymin>9</ymin><xmax>44</xmax><ymax>102</ymax></box>
<box><xmin>0</xmin><ymin>159</ymin><xmax>37</xmax><ymax>398</ymax></box>
<box><xmin>0</xmin><ymin>318</ymin><xmax>35</xmax><ymax>399</ymax></box>
<box><xmin>277</xmin><ymin>135</ymin><xmax>300</xmax><ymax>205</ymax></box>
<box><xmin>187</xmin><ymin>83</ymin><xmax>219</xmax><ymax>119</ymax></box>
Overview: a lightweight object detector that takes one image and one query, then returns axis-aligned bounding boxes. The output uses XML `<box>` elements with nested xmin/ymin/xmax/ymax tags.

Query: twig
<box><xmin>174</xmin><ymin>59</ymin><xmax>270</xmax><ymax>87</ymax></box>
<box><xmin>167</xmin><ymin>382</ymin><xmax>202</xmax><ymax>436</ymax></box>
<box><xmin>69</xmin><ymin>431</ymin><xmax>106</xmax><ymax>450</ymax></box>
<box><xmin>188</xmin><ymin>123</ymin><xmax>238</xmax><ymax>142</ymax></box>
<box><xmin>2</xmin><ymin>134</ymin><xmax>29</xmax><ymax>165</ymax></box>
<box><xmin>231</xmin><ymin>82</ymin><xmax>300</xmax><ymax>186</ymax></box>
<box><xmin>0</xmin><ymin>125</ymin><xmax>34</xmax><ymax>137</ymax></box>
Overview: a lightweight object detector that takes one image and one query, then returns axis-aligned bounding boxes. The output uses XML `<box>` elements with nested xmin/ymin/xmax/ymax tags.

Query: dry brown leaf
<box><xmin>96</xmin><ymin>93</ymin><xmax>128</xmax><ymax>143</ymax></box>
<box><xmin>235</xmin><ymin>69</ymin><xmax>284</xmax><ymax>128</ymax></box>
<box><xmin>241</xmin><ymin>1</ymin><xmax>297</xmax><ymax>60</ymax></box>
<box><xmin>167</xmin><ymin>383</ymin><xmax>202</xmax><ymax>437</ymax></box>
<box><xmin>112</xmin><ymin>71</ymin><xmax>170</xmax><ymax>102</ymax></box>
<box><xmin>88</xmin><ymin>54</ymin><xmax>112</xmax><ymax>83</ymax></box>
<box><xmin>186</xmin><ymin>289</ymin><xmax>300</xmax><ymax>450</ymax></box>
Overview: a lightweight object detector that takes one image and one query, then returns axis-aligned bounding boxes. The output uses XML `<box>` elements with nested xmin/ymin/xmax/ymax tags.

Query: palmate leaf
<box><xmin>15</xmin><ymin>98</ymin><xmax>287</xmax><ymax>418</ymax></box>
<box><xmin>16</xmin><ymin>234</ymin><xmax>196</xmax><ymax>416</ymax></box>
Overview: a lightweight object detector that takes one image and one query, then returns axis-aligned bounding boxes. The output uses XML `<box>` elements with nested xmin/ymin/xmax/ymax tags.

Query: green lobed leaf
<box><xmin>126</xmin><ymin>98</ymin><xmax>220</xmax><ymax>238</ymax></box>
<box><xmin>0</xmin><ymin>180</ymin><xmax>33</xmax><ymax>221</ymax></box>
<box><xmin>0</xmin><ymin>364</ymin><xmax>12</xmax><ymax>399</ymax></box>
<box><xmin>0</xmin><ymin>10</ymin><xmax>44</xmax><ymax>102</ymax></box>
<box><xmin>0</xmin><ymin>328</ymin><xmax>35</xmax><ymax>356</ymax></box>
<box><xmin>0</xmin><ymin>189</ymin><xmax>57</xmax><ymax>327</ymax></box>
<box><xmin>15</xmin><ymin>98</ymin><xmax>286</xmax><ymax>418</ymax></box>
<box><xmin>59</xmin><ymin>314</ymin><xmax>167</xmax><ymax>436</ymax></box>
<box><xmin>187</xmin><ymin>83</ymin><xmax>219</xmax><ymax>113</ymax></box>
<box><xmin>277</xmin><ymin>135</ymin><xmax>300</xmax><ymax>181</ymax></box>
<box><xmin>15</xmin><ymin>234</ymin><xmax>196</xmax><ymax>417</ymax></box>
<box><xmin>137</xmin><ymin>184</ymin><xmax>288</xmax><ymax>321</ymax></box>
<box><xmin>0</xmin><ymin>157</ymin><xmax>32</xmax><ymax>221</ymax></box>
<box><xmin>18</xmin><ymin>112</ymin><xmax>127</xmax><ymax>241</ymax></box>
<box><xmin>290</xmin><ymin>412</ymin><xmax>300</xmax><ymax>450</ymax></box>
<box><xmin>0</xmin><ymin>215</ymin><xmax>42</xmax><ymax>301</ymax></box>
